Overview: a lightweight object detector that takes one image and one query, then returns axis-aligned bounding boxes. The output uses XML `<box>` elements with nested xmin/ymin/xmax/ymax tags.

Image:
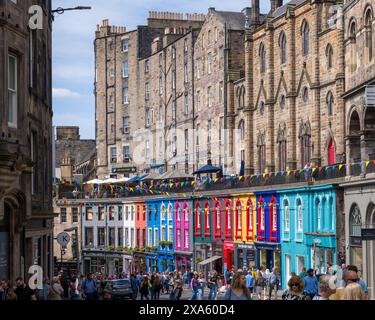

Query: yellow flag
<box><xmin>366</xmin><ymin>161</ymin><xmax>370</xmax><ymax>167</ymax></box>
<box><xmin>338</xmin><ymin>164</ymin><xmax>343</xmax><ymax>171</ymax></box>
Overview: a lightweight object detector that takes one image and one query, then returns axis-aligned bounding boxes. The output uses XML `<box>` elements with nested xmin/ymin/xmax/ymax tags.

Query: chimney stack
<box><xmin>270</xmin><ymin>0</ymin><xmax>283</xmax><ymax>15</ymax></box>
<box><xmin>251</xmin><ymin>0</ymin><xmax>260</xmax><ymax>26</ymax></box>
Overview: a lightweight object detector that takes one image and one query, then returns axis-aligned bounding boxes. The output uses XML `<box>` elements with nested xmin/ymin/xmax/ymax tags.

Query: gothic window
<box><xmin>327</xmin><ymin>91</ymin><xmax>334</xmax><ymax>116</ymax></box>
<box><xmin>297</xmin><ymin>199</ymin><xmax>303</xmax><ymax>232</ymax></box>
<box><xmin>302</xmin><ymin>87</ymin><xmax>309</xmax><ymax>103</ymax></box>
<box><xmin>257</xmin><ymin>133</ymin><xmax>266</xmax><ymax>173</ymax></box>
<box><xmin>259</xmin><ymin>101</ymin><xmax>265</xmax><ymax>115</ymax></box>
<box><xmin>239</xmin><ymin>120</ymin><xmax>245</xmax><ymax>141</ymax></box>
<box><xmin>277</xmin><ymin>124</ymin><xmax>287</xmax><ymax>172</ymax></box>
<box><xmin>349</xmin><ymin>19</ymin><xmax>357</xmax><ymax>72</ymax></box>
<box><xmin>259</xmin><ymin>43</ymin><xmax>266</xmax><ymax>73</ymax></box>
<box><xmin>365</xmin><ymin>7</ymin><xmax>373</xmax><ymax>63</ymax></box>
<box><xmin>279</xmin><ymin>32</ymin><xmax>287</xmax><ymax>64</ymax></box>
<box><xmin>299</xmin><ymin>122</ymin><xmax>312</xmax><ymax>168</ymax></box>
<box><xmin>326</xmin><ymin>44</ymin><xmax>334</xmax><ymax>69</ymax></box>
<box><xmin>301</xmin><ymin>20</ymin><xmax>309</xmax><ymax>55</ymax></box>
<box><xmin>280</xmin><ymin>94</ymin><xmax>286</xmax><ymax>110</ymax></box>
<box><xmin>350</xmin><ymin>205</ymin><xmax>362</xmax><ymax>237</ymax></box>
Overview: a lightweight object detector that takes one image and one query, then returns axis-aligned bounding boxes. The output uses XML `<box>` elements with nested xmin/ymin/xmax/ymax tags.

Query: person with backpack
<box><xmin>82</xmin><ymin>273</ymin><xmax>98</xmax><ymax>300</ymax></box>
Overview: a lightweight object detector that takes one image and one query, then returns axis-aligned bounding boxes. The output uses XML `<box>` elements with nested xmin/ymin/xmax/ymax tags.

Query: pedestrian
<box><xmin>245</xmin><ymin>271</ymin><xmax>254</xmax><ymax>299</ymax></box>
<box><xmin>36</xmin><ymin>277</ymin><xmax>51</xmax><ymax>301</ymax></box>
<box><xmin>82</xmin><ymin>273</ymin><xmax>98</xmax><ymax>300</ymax></box>
<box><xmin>14</xmin><ymin>277</ymin><xmax>36</xmax><ymax>301</ymax></box>
<box><xmin>96</xmin><ymin>272</ymin><xmax>106</xmax><ymax>300</ymax></box>
<box><xmin>225</xmin><ymin>268</ymin><xmax>232</xmax><ymax>289</ymax></box>
<box><xmin>303</xmin><ymin>269</ymin><xmax>319</xmax><ymax>300</ymax></box>
<box><xmin>268</xmin><ymin>267</ymin><xmax>279</xmax><ymax>300</ymax></box>
<box><xmin>48</xmin><ymin>277</ymin><xmax>64</xmax><ymax>300</ymax></box>
<box><xmin>225</xmin><ymin>272</ymin><xmax>252</xmax><ymax>300</ymax></box>
<box><xmin>207</xmin><ymin>270</ymin><xmax>218</xmax><ymax>300</ymax></box>
<box><xmin>198</xmin><ymin>272</ymin><xmax>206</xmax><ymax>300</ymax></box>
<box><xmin>299</xmin><ymin>267</ymin><xmax>307</xmax><ymax>279</ymax></box>
<box><xmin>59</xmin><ymin>269</ymin><xmax>70</xmax><ymax>299</ymax></box>
<box><xmin>282</xmin><ymin>276</ymin><xmax>309</xmax><ymax>300</ymax></box>
<box><xmin>150</xmin><ymin>273</ymin><xmax>156</xmax><ymax>300</ymax></box>
<box><xmin>168</xmin><ymin>273</ymin><xmax>175</xmax><ymax>300</ymax></box>
<box><xmin>346</xmin><ymin>265</ymin><xmax>369</xmax><ymax>300</ymax></box>
<box><xmin>155</xmin><ymin>275</ymin><xmax>162</xmax><ymax>300</ymax></box>
<box><xmin>69</xmin><ymin>276</ymin><xmax>82</xmax><ymax>300</ymax></box>
<box><xmin>187</xmin><ymin>270</ymin><xmax>192</xmax><ymax>289</ymax></box>
<box><xmin>183</xmin><ymin>271</ymin><xmax>188</xmax><ymax>288</ymax></box>
<box><xmin>255</xmin><ymin>270</ymin><xmax>265</xmax><ymax>300</ymax></box>
<box><xmin>140</xmin><ymin>275</ymin><xmax>151</xmax><ymax>300</ymax></box>
<box><xmin>191</xmin><ymin>273</ymin><xmax>199</xmax><ymax>300</ymax></box>
<box><xmin>0</xmin><ymin>280</ymin><xmax>9</xmax><ymax>301</ymax></box>
<box><xmin>6</xmin><ymin>287</ymin><xmax>17</xmax><ymax>301</ymax></box>
<box><xmin>130</xmin><ymin>274</ymin><xmax>139</xmax><ymax>300</ymax></box>
<box><xmin>331</xmin><ymin>268</ymin><xmax>368</xmax><ymax>300</ymax></box>
<box><xmin>342</xmin><ymin>283</ymin><xmax>365</xmax><ymax>300</ymax></box>
<box><xmin>173</xmin><ymin>273</ymin><xmax>183</xmax><ymax>300</ymax></box>
<box><xmin>313</xmin><ymin>275</ymin><xmax>336</xmax><ymax>300</ymax></box>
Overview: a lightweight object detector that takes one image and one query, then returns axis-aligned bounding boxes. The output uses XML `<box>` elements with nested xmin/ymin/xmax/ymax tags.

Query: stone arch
<box><xmin>348</xmin><ymin>107</ymin><xmax>362</xmax><ymax>162</ymax></box>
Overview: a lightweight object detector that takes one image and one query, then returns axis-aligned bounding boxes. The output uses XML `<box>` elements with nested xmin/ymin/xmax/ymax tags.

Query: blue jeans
<box><xmin>208</xmin><ymin>285</ymin><xmax>217</xmax><ymax>300</ymax></box>
<box><xmin>192</xmin><ymin>287</ymin><xmax>198</xmax><ymax>300</ymax></box>
<box><xmin>198</xmin><ymin>287</ymin><xmax>204</xmax><ymax>300</ymax></box>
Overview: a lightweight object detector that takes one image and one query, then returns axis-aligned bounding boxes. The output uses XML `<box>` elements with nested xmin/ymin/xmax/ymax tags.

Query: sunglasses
<box><xmin>347</xmin><ymin>278</ymin><xmax>359</xmax><ymax>282</ymax></box>
<box><xmin>291</xmin><ymin>283</ymin><xmax>300</xmax><ymax>287</ymax></box>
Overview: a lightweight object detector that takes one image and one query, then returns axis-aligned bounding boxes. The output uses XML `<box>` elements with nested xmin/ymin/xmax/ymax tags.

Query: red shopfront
<box><xmin>223</xmin><ymin>241</ymin><xmax>235</xmax><ymax>272</ymax></box>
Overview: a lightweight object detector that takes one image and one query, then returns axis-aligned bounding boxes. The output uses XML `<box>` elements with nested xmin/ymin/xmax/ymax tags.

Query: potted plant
<box><xmin>116</xmin><ymin>247</ymin><xmax>123</xmax><ymax>252</ymax></box>
<box><xmin>107</xmin><ymin>245</ymin><xmax>115</xmax><ymax>252</ymax></box>
<box><xmin>165</xmin><ymin>241</ymin><xmax>173</xmax><ymax>249</ymax></box>
<box><xmin>159</xmin><ymin>241</ymin><xmax>166</xmax><ymax>249</ymax></box>
<box><xmin>152</xmin><ymin>246</ymin><xmax>158</xmax><ymax>252</ymax></box>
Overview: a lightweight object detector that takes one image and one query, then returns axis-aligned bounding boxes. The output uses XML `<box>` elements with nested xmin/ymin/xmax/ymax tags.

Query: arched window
<box><xmin>260</xmin><ymin>203</ymin><xmax>265</xmax><ymax>231</ymax></box>
<box><xmin>257</xmin><ymin>133</ymin><xmax>266</xmax><ymax>173</ymax></box>
<box><xmin>297</xmin><ymin>199</ymin><xmax>303</xmax><ymax>232</ymax></box>
<box><xmin>204</xmin><ymin>202</ymin><xmax>210</xmax><ymax>235</ymax></box>
<box><xmin>214</xmin><ymin>202</ymin><xmax>221</xmax><ymax>236</ymax></box>
<box><xmin>168</xmin><ymin>204</ymin><xmax>173</xmax><ymax>220</ymax></box>
<box><xmin>195</xmin><ymin>202</ymin><xmax>201</xmax><ymax>232</ymax></box>
<box><xmin>327</xmin><ymin>91</ymin><xmax>334</xmax><ymax>116</ymax></box>
<box><xmin>326</xmin><ymin>44</ymin><xmax>333</xmax><ymax>69</ymax></box>
<box><xmin>247</xmin><ymin>200</ymin><xmax>253</xmax><ymax>232</ymax></box>
<box><xmin>328</xmin><ymin>138</ymin><xmax>336</xmax><ymax>165</ymax></box>
<box><xmin>176</xmin><ymin>205</ymin><xmax>182</xmax><ymax>221</ymax></box>
<box><xmin>239</xmin><ymin>120</ymin><xmax>245</xmax><ymax>141</ymax></box>
<box><xmin>365</xmin><ymin>8</ymin><xmax>373</xmax><ymax>63</ymax></box>
<box><xmin>349</xmin><ymin>19</ymin><xmax>357</xmax><ymax>72</ymax></box>
<box><xmin>226</xmin><ymin>204</ymin><xmax>232</xmax><ymax>230</ymax></box>
<box><xmin>259</xmin><ymin>101</ymin><xmax>265</xmax><ymax>115</ymax></box>
<box><xmin>300</xmin><ymin>122</ymin><xmax>312</xmax><ymax>168</ymax></box>
<box><xmin>280</xmin><ymin>94</ymin><xmax>286</xmax><ymax>110</ymax></box>
<box><xmin>317</xmin><ymin>199</ymin><xmax>322</xmax><ymax>231</ymax></box>
<box><xmin>277</xmin><ymin>124</ymin><xmax>287</xmax><ymax>172</ymax></box>
<box><xmin>237</xmin><ymin>86</ymin><xmax>245</xmax><ymax>109</ymax></box>
<box><xmin>350</xmin><ymin>205</ymin><xmax>362</xmax><ymax>237</ymax></box>
<box><xmin>302</xmin><ymin>87</ymin><xmax>309</xmax><ymax>103</ymax></box>
<box><xmin>284</xmin><ymin>200</ymin><xmax>290</xmax><ymax>232</ymax></box>
<box><xmin>301</xmin><ymin>20</ymin><xmax>309</xmax><ymax>55</ymax></box>
<box><xmin>161</xmin><ymin>204</ymin><xmax>165</xmax><ymax>220</ymax></box>
<box><xmin>279</xmin><ymin>32</ymin><xmax>287</xmax><ymax>64</ymax></box>
<box><xmin>236</xmin><ymin>201</ymin><xmax>242</xmax><ymax>230</ymax></box>
<box><xmin>259</xmin><ymin>43</ymin><xmax>266</xmax><ymax>73</ymax></box>
<box><xmin>271</xmin><ymin>200</ymin><xmax>277</xmax><ymax>232</ymax></box>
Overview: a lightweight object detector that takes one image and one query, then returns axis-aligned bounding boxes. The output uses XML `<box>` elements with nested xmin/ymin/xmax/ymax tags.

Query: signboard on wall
<box><xmin>362</xmin><ymin>229</ymin><xmax>375</xmax><ymax>241</ymax></box>
<box><xmin>112</xmin><ymin>167</ymin><xmax>137</xmax><ymax>174</ymax></box>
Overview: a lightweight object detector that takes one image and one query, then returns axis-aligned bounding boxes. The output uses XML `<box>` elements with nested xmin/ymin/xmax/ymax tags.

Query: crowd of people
<box><xmin>0</xmin><ymin>264</ymin><xmax>370</xmax><ymax>301</ymax></box>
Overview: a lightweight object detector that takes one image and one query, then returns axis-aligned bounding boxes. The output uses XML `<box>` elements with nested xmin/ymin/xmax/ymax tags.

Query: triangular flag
<box><xmin>263</xmin><ymin>173</ymin><xmax>266</xmax><ymax>178</ymax></box>
<box><xmin>339</xmin><ymin>164</ymin><xmax>343</xmax><ymax>171</ymax></box>
<box><xmin>312</xmin><ymin>168</ymin><xmax>317</xmax><ymax>173</ymax></box>
<box><xmin>366</xmin><ymin>161</ymin><xmax>370</xmax><ymax>167</ymax></box>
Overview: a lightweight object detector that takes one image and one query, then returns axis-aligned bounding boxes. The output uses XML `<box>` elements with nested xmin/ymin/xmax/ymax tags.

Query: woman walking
<box><xmin>225</xmin><ymin>272</ymin><xmax>252</xmax><ymax>300</ymax></box>
<box><xmin>255</xmin><ymin>271</ymin><xmax>265</xmax><ymax>300</ymax></box>
<box><xmin>281</xmin><ymin>276</ymin><xmax>309</xmax><ymax>300</ymax></box>
<box><xmin>191</xmin><ymin>273</ymin><xmax>199</xmax><ymax>300</ymax></box>
<box><xmin>198</xmin><ymin>272</ymin><xmax>206</xmax><ymax>300</ymax></box>
<box><xmin>140</xmin><ymin>275</ymin><xmax>151</xmax><ymax>301</ymax></box>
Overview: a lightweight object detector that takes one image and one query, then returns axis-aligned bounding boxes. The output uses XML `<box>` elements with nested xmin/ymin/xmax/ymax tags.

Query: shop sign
<box><xmin>350</xmin><ymin>236</ymin><xmax>362</xmax><ymax>246</ymax></box>
<box><xmin>361</xmin><ymin>229</ymin><xmax>375</xmax><ymax>241</ymax></box>
<box><xmin>224</xmin><ymin>242</ymin><xmax>235</xmax><ymax>250</ymax></box>
<box><xmin>238</xmin><ymin>244</ymin><xmax>255</xmax><ymax>250</ymax></box>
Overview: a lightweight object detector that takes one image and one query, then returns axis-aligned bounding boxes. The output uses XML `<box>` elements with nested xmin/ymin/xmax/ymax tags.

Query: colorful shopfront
<box><xmin>232</xmin><ymin>193</ymin><xmax>257</xmax><ymax>270</ymax></box>
<box><xmin>279</xmin><ymin>187</ymin><xmax>310</xmax><ymax>289</ymax></box>
<box><xmin>174</xmin><ymin>199</ymin><xmax>193</xmax><ymax>273</ymax></box>
<box><xmin>255</xmin><ymin>191</ymin><xmax>281</xmax><ymax>271</ymax></box>
<box><xmin>306</xmin><ymin>185</ymin><xmax>337</xmax><ymax>274</ymax></box>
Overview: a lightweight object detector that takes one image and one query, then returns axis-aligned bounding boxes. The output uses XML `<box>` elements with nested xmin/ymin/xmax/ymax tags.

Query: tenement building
<box><xmin>244</xmin><ymin>0</ymin><xmax>345</xmax><ymax>175</ymax></box>
<box><xmin>0</xmin><ymin>0</ymin><xmax>54</xmax><ymax>281</ymax></box>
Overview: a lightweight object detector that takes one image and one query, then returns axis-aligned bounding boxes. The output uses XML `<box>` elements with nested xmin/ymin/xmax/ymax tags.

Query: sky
<box><xmin>52</xmin><ymin>0</ymin><xmax>271</xmax><ymax>139</ymax></box>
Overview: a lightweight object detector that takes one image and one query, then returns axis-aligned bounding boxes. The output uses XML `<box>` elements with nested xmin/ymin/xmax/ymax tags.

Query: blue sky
<box><xmin>52</xmin><ymin>0</ymin><xmax>271</xmax><ymax>139</ymax></box>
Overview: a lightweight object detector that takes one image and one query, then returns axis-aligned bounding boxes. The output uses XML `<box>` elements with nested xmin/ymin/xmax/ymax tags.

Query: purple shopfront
<box><xmin>174</xmin><ymin>200</ymin><xmax>193</xmax><ymax>273</ymax></box>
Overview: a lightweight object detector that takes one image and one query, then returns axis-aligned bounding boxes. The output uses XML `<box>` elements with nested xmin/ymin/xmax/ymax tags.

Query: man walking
<box><xmin>303</xmin><ymin>269</ymin><xmax>319</xmax><ymax>300</ymax></box>
<box><xmin>82</xmin><ymin>273</ymin><xmax>98</xmax><ymax>300</ymax></box>
<box><xmin>268</xmin><ymin>267</ymin><xmax>279</xmax><ymax>300</ymax></box>
<box><xmin>207</xmin><ymin>271</ymin><xmax>219</xmax><ymax>300</ymax></box>
<box><xmin>245</xmin><ymin>271</ymin><xmax>254</xmax><ymax>299</ymax></box>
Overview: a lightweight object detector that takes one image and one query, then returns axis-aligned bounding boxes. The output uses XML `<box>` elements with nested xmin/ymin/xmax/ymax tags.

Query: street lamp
<box><xmin>64</xmin><ymin>227</ymin><xmax>79</xmax><ymax>276</ymax></box>
<box><xmin>51</xmin><ymin>6</ymin><xmax>92</xmax><ymax>20</ymax></box>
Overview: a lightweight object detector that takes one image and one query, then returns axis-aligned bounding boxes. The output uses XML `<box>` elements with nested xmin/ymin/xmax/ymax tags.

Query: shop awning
<box><xmin>198</xmin><ymin>255</ymin><xmax>222</xmax><ymax>266</ymax></box>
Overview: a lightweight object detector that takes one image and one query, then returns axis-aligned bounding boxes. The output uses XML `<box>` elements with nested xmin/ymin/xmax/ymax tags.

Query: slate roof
<box><xmin>273</xmin><ymin>0</ymin><xmax>308</xmax><ymax>19</ymax></box>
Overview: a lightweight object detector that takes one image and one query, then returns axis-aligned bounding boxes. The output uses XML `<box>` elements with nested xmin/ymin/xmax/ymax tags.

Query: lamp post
<box><xmin>51</xmin><ymin>6</ymin><xmax>92</xmax><ymax>20</ymax></box>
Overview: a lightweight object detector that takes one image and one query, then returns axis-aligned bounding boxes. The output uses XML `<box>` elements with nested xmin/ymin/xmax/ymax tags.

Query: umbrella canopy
<box><xmin>84</xmin><ymin>179</ymin><xmax>104</xmax><ymax>185</ymax></box>
<box><xmin>127</xmin><ymin>174</ymin><xmax>148</xmax><ymax>183</ymax></box>
<box><xmin>102</xmin><ymin>178</ymin><xmax>118</xmax><ymax>184</ymax></box>
<box><xmin>115</xmin><ymin>177</ymin><xmax>130</xmax><ymax>183</ymax></box>
<box><xmin>193</xmin><ymin>165</ymin><xmax>222</xmax><ymax>175</ymax></box>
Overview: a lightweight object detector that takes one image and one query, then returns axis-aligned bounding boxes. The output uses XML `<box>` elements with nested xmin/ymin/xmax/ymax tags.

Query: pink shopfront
<box><xmin>174</xmin><ymin>200</ymin><xmax>193</xmax><ymax>273</ymax></box>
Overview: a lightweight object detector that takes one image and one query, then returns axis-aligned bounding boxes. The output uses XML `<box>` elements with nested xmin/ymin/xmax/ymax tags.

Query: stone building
<box><xmin>54</xmin><ymin>126</ymin><xmax>96</xmax><ymax>182</ymax></box>
<box><xmin>341</xmin><ymin>0</ymin><xmax>375</xmax><ymax>300</ymax></box>
<box><xmin>0</xmin><ymin>0</ymin><xmax>54</xmax><ymax>281</ymax></box>
<box><xmin>95</xmin><ymin>14</ymin><xmax>205</xmax><ymax>180</ymax></box>
<box><xmin>243</xmin><ymin>0</ymin><xmax>346</xmax><ymax>175</ymax></box>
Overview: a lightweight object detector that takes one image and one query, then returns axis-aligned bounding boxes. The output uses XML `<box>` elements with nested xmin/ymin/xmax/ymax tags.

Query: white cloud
<box><xmin>52</xmin><ymin>88</ymin><xmax>81</xmax><ymax>99</ymax></box>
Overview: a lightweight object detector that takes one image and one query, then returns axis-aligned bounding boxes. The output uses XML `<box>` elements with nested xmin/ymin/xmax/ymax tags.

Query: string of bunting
<box><xmin>54</xmin><ymin>160</ymin><xmax>375</xmax><ymax>202</ymax></box>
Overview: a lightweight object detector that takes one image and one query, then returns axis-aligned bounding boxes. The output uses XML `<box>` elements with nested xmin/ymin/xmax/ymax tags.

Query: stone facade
<box><xmin>245</xmin><ymin>0</ymin><xmax>345</xmax><ymax>175</ymax></box>
<box><xmin>0</xmin><ymin>0</ymin><xmax>54</xmax><ymax>281</ymax></box>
